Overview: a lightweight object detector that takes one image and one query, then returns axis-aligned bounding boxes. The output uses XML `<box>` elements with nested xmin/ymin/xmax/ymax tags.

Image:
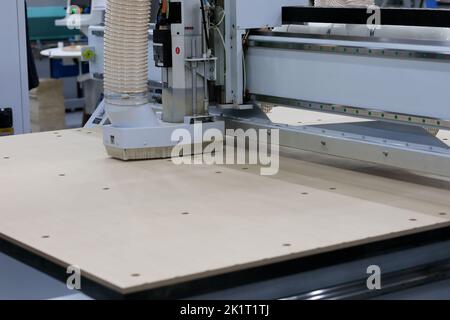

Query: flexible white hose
<box><xmin>104</xmin><ymin>0</ymin><xmax>150</xmax><ymax>106</ymax></box>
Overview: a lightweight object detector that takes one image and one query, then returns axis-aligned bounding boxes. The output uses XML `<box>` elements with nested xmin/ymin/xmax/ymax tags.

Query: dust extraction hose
<box><xmin>104</xmin><ymin>0</ymin><xmax>158</xmax><ymax>127</ymax></box>
<box><xmin>104</xmin><ymin>0</ymin><xmax>150</xmax><ymax>105</ymax></box>
<box><xmin>104</xmin><ymin>0</ymin><xmax>150</xmax><ymax>104</ymax></box>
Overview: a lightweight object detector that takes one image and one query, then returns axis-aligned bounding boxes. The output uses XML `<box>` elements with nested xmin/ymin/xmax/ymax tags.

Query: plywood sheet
<box><xmin>0</xmin><ymin>127</ymin><xmax>449</xmax><ymax>294</ymax></box>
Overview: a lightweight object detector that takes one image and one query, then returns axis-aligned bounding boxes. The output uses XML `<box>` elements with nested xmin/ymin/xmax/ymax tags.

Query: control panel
<box><xmin>153</xmin><ymin>0</ymin><xmax>182</xmax><ymax>68</ymax></box>
<box><xmin>0</xmin><ymin>108</ymin><xmax>13</xmax><ymax>136</ymax></box>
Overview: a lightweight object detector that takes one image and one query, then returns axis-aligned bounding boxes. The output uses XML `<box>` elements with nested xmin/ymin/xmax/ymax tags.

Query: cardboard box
<box><xmin>29</xmin><ymin>79</ymin><xmax>66</xmax><ymax>132</ymax></box>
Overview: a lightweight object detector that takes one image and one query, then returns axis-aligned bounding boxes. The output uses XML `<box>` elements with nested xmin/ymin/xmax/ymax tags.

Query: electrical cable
<box><xmin>213</xmin><ymin>26</ymin><xmax>226</xmax><ymax>51</ymax></box>
<box><xmin>200</xmin><ymin>0</ymin><xmax>210</xmax><ymax>49</ymax></box>
<box><xmin>214</xmin><ymin>11</ymin><xmax>225</xmax><ymax>27</ymax></box>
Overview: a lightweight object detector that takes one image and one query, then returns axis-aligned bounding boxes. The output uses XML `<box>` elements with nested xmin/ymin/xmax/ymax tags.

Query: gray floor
<box><xmin>0</xmin><ymin>252</ymin><xmax>90</xmax><ymax>300</ymax></box>
<box><xmin>66</xmin><ymin>110</ymin><xmax>83</xmax><ymax>129</ymax></box>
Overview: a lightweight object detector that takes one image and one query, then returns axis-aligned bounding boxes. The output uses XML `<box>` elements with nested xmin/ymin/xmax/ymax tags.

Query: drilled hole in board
<box><xmin>3</xmin><ymin>156</ymin><xmax>10</xmax><ymax>160</ymax></box>
<box><xmin>283</xmin><ymin>243</ymin><xmax>292</xmax><ymax>247</ymax></box>
<box><xmin>42</xmin><ymin>235</ymin><xmax>50</xmax><ymax>239</ymax></box>
<box><xmin>59</xmin><ymin>174</ymin><xmax>66</xmax><ymax>177</ymax></box>
<box><xmin>131</xmin><ymin>273</ymin><xmax>140</xmax><ymax>277</ymax></box>
<box><xmin>215</xmin><ymin>171</ymin><xmax>222</xmax><ymax>174</ymax></box>
<box><xmin>301</xmin><ymin>192</ymin><xmax>309</xmax><ymax>195</ymax></box>
<box><xmin>439</xmin><ymin>212</ymin><xmax>447</xmax><ymax>216</ymax></box>
<box><xmin>409</xmin><ymin>218</ymin><xmax>418</xmax><ymax>222</ymax></box>
<box><xmin>181</xmin><ymin>212</ymin><xmax>190</xmax><ymax>215</ymax></box>
<box><xmin>242</xmin><ymin>167</ymin><xmax>249</xmax><ymax>170</ymax></box>
<box><xmin>103</xmin><ymin>187</ymin><xmax>110</xmax><ymax>191</ymax></box>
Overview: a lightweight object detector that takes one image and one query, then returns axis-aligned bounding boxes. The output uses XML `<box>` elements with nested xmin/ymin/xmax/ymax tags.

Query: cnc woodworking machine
<box><xmin>3</xmin><ymin>1</ymin><xmax>450</xmax><ymax>300</ymax></box>
<box><xmin>83</xmin><ymin>1</ymin><xmax>450</xmax><ymax>178</ymax></box>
